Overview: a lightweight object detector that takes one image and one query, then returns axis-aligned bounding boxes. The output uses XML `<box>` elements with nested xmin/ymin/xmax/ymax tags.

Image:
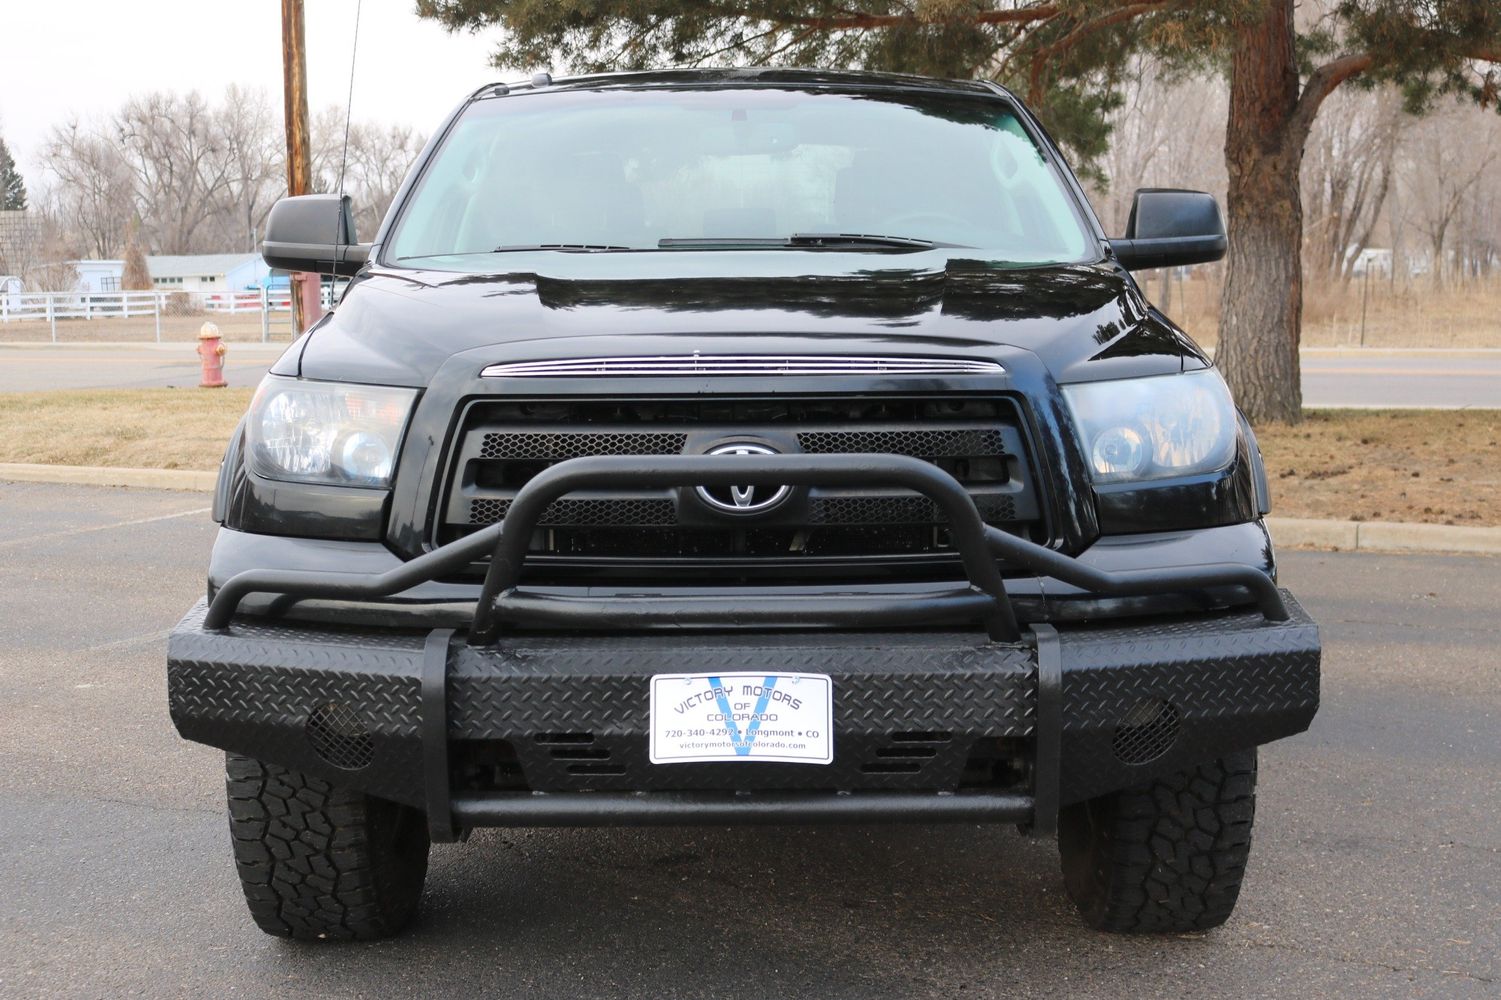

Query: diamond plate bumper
<box><xmin>168</xmin><ymin>592</ymin><xmax>1319</xmax><ymax>832</ymax></box>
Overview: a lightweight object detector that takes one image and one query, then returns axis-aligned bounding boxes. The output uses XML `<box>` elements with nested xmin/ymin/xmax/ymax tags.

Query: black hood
<box><xmin>291</xmin><ymin>249</ymin><xmax>1208</xmax><ymax>387</ymax></box>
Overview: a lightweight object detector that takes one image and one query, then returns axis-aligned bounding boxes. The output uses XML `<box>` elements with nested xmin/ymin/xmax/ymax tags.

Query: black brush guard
<box><xmin>188</xmin><ymin>454</ymin><xmax>1302</xmax><ymax>838</ymax></box>
<box><xmin>203</xmin><ymin>453</ymin><xmax>1289</xmax><ymax>637</ymax></box>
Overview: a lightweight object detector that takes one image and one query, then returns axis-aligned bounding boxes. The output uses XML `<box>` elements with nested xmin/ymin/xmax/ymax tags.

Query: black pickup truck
<box><xmin>167</xmin><ymin>69</ymin><xmax>1320</xmax><ymax>941</ymax></box>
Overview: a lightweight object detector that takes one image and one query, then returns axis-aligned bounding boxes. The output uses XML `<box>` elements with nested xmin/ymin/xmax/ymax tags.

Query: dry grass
<box><xmin>0</xmin><ymin>314</ymin><xmax>296</xmax><ymax>344</ymax></box>
<box><xmin>1257</xmin><ymin>409</ymin><xmax>1501</xmax><ymax>526</ymax></box>
<box><xmin>2</xmin><ymin>390</ymin><xmax>1496</xmax><ymax>529</ymax></box>
<box><xmin>0</xmin><ymin>388</ymin><xmax>253</xmax><ymax>469</ymax></box>
<box><xmin>1146</xmin><ymin>273</ymin><xmax>1501</xmax><ymax>350</ymax></box>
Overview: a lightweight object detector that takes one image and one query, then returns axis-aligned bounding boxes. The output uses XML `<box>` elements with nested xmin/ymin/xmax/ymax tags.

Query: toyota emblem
<box><xmin>695</xmin><ymin>443</ymin><xmax>791</xmax><ymax>514</ymax></box>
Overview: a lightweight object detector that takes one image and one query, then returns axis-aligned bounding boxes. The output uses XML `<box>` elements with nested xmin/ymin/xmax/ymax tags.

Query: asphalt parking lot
<box><xmin>1</xmin><ymin>481</ymin><xmax>1497</xmax><ymax>999</ymax></box>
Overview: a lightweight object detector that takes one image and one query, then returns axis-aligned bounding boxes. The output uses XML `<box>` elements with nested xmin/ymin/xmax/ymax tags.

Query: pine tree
<box><xmin>416</xmin><ymin>0</ymin><xmax>1501</xmax><ymax>423</ymax></box>
<box><xmin>0</xmin><ymin>134</ymin><xmax>26</xmax><ymax>212</ymax></box>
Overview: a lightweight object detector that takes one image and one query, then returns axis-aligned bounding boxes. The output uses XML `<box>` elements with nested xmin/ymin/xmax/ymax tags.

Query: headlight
<box><xmin>245</xmin><ymin>377</ymin><xmax>418</xmax><ymax>487</ymax></box>
<box><xmin>1062</xmin><ymin>369</ymin><xmax>1238</xmax><ymax>484</ymax></box>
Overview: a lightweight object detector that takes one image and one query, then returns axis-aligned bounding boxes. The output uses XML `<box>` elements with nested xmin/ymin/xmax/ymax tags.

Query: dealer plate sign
<box><xmin>649</xmin><ymin>672</ymin><xmax>834</xmax><ymax>764</ymax></box>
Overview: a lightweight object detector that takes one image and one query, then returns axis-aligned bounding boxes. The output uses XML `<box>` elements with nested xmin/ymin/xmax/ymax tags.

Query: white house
<box><xmin>72</xmin><ymin>259</ymin><xmax>124</xmax><ymax>293</ymax></box>
<box><xmin>67</xmin><ymin>253</ymin><xmax>271</xmax><ymax>294</ymax></box>
<box><xmin>145</xmin><ymin>253</ymin><xmax>270</xmax><ymax>292</ymax></box>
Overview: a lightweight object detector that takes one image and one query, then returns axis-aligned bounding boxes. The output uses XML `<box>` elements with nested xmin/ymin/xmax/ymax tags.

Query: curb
<box><xmin>0</xmin><ymin>463</ymin><xmax>216</xmax><ymax>492</ymax></box>
<box><xmin>1265</xmin><ymin>516</ymin><xmax>1501</xmax><ymax>556</ymax></box>
<box><xmin>2</xmin><ymin>465</ymin><xmax>1496</xmax><ymax>555</ymax></box>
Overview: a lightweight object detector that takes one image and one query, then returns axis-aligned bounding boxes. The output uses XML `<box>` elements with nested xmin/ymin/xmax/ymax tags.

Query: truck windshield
<box><xmin>386</xmin><ymin>87</ymin><xmax>1095</xmax><ymax>266</ymax></box>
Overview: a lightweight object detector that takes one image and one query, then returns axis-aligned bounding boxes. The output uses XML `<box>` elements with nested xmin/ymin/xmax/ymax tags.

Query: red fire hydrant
<box><xmin>197</xmin><ymin>321</ymin><xmax>228</xmax><ymax>388</ymax></box>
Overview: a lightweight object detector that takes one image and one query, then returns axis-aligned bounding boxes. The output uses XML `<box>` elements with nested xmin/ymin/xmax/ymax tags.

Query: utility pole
<box><xmin>281</xmin><ymin>0</ymin><xmax>321</xmax><ymax>334</ymax></box>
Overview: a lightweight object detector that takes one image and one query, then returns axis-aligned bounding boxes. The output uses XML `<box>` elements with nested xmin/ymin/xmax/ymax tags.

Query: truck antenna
<box><xmin>334</xmin><ymin>0</ymin><xmax>363</xmax><ymax>268</ymax></box>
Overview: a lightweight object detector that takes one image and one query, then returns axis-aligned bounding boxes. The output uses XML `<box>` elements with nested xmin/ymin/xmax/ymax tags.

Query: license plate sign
<box><xmin>649</xmin><ymin>672</ymin><xmax>833</xmax><ymax>764</ymax></box>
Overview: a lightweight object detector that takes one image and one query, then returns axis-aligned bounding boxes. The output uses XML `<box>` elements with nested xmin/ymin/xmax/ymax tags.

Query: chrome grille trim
<box><xmin>480</xmin><ymin>355</ymin><xmax>1005</xmax><ymax>378</ymax></box>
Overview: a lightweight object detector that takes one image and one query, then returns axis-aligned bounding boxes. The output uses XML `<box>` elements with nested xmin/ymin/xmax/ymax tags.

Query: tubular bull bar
<box><xmin>203</xmin><ymin>453</ymin><xmax>1291</xmax><ymax>636</ymax></box>
<box><xmin>180</xmin><ymin>454</ymin><xmax>1314</xmax><ymax>840</ymax></box>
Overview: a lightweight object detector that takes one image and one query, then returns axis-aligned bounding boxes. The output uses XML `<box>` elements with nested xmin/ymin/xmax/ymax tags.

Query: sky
<box><xmin>0</xmin><ymin>0</ymin><xmax>505</xmax><ymax>174</ymax></box>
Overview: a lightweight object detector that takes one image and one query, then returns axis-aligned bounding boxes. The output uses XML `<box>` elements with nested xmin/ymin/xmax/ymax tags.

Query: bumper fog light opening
<box><xmin>1111</xmin><ymin>698</ymin><xmax>1181</xmax><ymax>766</ymax></box>
<box><xmin>306</xmin><ymin>701</ymin><xmax>375</xmax><ymax>770</ymax></box>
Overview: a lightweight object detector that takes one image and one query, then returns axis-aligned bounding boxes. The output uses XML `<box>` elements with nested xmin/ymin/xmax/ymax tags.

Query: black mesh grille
<box><xmin>976</xmin><ymin>496</ymin><xmax>1018</xmax><ymax>523</ymax></box>
<box><xmin>305</xmin><ymin>702</ymin><xmax>374</xmax><ymax>770</ymax></box>
<box><xmin>479</xmin><ymin>431</ymin><xmax>687</xmax><ymax>460</ymax></box>
<box><xmin>810</xmin><ymin>495</ymin><xmax>1017</xmax><ymax>525</ymax></box>
<box><xmin>440</xmin><ymin>395</ymin><xmax>1043</xmax><ymax>575</ymax></box>
<box><xmin>469</xmin><ymin>497</ymin><xmax>677</xmax><ymax>527</ymax></box>
<box><xmin>811</xmin><ymin>496</ymin><xmax>935</xmax><ymax>525</ymax></box>
<box><xmin>799</xmin><ymin>428</ymin><xmax>1006</xmax><ymax>457</ymax></box>
<box><xmin>1111</xmin><ymin>699</ymin><xmax>1182</xmax><ymax>766</ymax></box>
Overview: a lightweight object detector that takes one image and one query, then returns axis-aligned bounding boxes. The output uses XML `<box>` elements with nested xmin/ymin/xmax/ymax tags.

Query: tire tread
<box><xmin>1060</xmin><ymin>750</ymin><xmax>1257</xmax><ymax>934</ymax></box>
<box><xmin>225</xmin><ymin>754</ymin><xmax>429</xmax><ymax>941</ymax></box>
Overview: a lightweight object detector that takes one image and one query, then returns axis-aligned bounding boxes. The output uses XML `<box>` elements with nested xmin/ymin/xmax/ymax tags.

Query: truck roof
<box><xmin>470</xmin><ymin>66</ymin><xmax>1009</xmax><ymax>102</ymax></box>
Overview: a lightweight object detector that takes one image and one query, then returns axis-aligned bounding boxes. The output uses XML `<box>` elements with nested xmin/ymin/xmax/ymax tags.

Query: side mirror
<box><xmin>1110</xmin><ymin>189</ymin><xmax>1226</xmax><ymax>271</ymax></box>
<box><xmin>261</xmin><ymin>194</ymin><xmax>371</xmax><ymax>276</ymax></box>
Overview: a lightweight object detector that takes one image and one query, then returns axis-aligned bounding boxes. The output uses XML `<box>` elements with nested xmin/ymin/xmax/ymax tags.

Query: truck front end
<box><xmin>168</xmin><ymin>71</ymin><xmax>1319</xmax><ymax>941</ymax></box>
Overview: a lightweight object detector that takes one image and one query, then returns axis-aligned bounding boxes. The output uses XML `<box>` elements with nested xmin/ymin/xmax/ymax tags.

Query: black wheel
<box><xmin>225</xmin><ymin>754</ymin><xmax>430</xmax><ymax>941</ymax></box>
<box><xmin>1058</xmin><ymin>749</ymin><xmax>1257</xmax><ymax>934</ymax></box>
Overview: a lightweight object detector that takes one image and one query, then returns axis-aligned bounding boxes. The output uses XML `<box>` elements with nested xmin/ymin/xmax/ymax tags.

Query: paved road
<box><xmin>0</xmin><ymin>343</ymin><xmax>284</xmax><ymax>393</ymax></box>
<box><xmin>1301</xmin><ymin>350</ymin><xmax>1501</xmax><ymax>409</ymax></box>
<box><xmin>2</xmin><ymin>344</ymin><xmax>1498</xmax><ymax>408</ymax></box>
<box><xmin>1</xmin><ymin>481</ymin><xmax>1498</xmax><ymax>999</ymax></box>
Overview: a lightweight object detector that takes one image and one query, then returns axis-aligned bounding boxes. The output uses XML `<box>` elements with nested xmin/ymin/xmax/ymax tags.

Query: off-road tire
<box><xmin>1058</xmin><ymin>749</ymin><xmax>1257</xmax><ymax>934</ymax></box>
<box><xmin>225</xmin><ymin>754</ymin><xmax>430</xmax><ymax>941</ymax></box>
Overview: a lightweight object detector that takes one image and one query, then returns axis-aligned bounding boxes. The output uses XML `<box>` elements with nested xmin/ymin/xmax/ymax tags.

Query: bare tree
<box><xmin>1460</xmin><ymin>193</ymin><xmax>1499</xmax><ymax>278</ymax></box>
<box><xmin>1301</xmin><ymin>86</ymin><xmax>1399</xmax><ymax>285</ymax></box>
<box><xmin>215</xmin><ymin>85</ymin><xmax>284</xmax><ymax>252</ymax></box>
<box><xmin>309</xmin><ymin>106</ymin><xmax>349</xmax><ymax>197</ymax></box>
<box><xmin>40</xmin><ymin>120</ymin><xmax>135</xmax><ymax>258</ymax></box>
<box><xmin>1091</xmin><ymin>58</ymin><xmax>1227</xmax><ymax>234</ymax></box>
<box><xmin>1446</xmin><ymin>130</ymin><xmax>1501</xmax><ymax>280</ymax></box>
<box><xmin>1400</xmin><ymin>104</ymin><xmax>1501</xmax><ymax>288</ymax></box>
<box><xmin>1088</xmin><ymin>57</ymin><xmax>1226</xmax><ymax>312</ymax></box>
<box><xmin>115</xmin><ymin>91</ymin><xmax>235</xmax><ymax>253</ymax></box>
<box><xmin>35</xmin><ymin>88</ymin><xmax>428</xmax><ymax>260</ymax></box>
<box><xmin>310</xmin><ymin>107</ymin><xmax>425</xmax><ymax>237</ymax></box>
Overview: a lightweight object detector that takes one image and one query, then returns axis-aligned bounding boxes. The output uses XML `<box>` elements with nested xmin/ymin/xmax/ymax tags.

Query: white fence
<box><xmin>0</xmin><ymin>286</ymin><xmax>344</xmax><ymax>342</ymax></box>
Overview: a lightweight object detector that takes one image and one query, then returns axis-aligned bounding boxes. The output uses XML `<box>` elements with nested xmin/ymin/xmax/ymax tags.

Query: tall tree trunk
<box><xmin>1218</xmin><ymin>0</ymin><xmax>1305</xmax><ymax>424</ymax></box>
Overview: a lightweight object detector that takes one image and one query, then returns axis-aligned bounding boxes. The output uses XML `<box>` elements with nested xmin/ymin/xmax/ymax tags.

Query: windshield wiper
<box><xmin>658</xmin><ymin>233</ymin><xmax>957</xmax><ymax>250</ymax></box>
<box><xmin>395</xmin><ymin>244</ymin><xmax>633</xmax><ymax>262</ymax></box>
<box><xmin>789</xmin><ymin>232</ymin><xmax>953</xmax><ymax>248</ymax></box>
<box><xmin>657</xmin><ymin>237</ymin><xmax>791</xmax><ymax>249</ymax></box>
<box><xmin>492</xmin><ymin>243</ymin><xmax>633</xmax><ymax>252</ymax></box>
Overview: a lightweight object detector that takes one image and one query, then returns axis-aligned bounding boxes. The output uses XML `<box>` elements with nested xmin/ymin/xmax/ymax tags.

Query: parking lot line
<box><xmin>0</xmin><ymin>506</ymin><xmax>211</xmax><ymax>550</ymax></box>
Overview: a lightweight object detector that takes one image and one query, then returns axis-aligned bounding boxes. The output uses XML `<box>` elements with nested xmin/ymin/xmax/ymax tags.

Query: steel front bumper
<box><xmin>170</xmin><ymin>453</ymin><xmax>1319</xmax><ymax>837</ymax></box>
<box><xmin>167</xmin><ymin>594</ymin><xmax>1319</xmax><ymax>837</ymax></box>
